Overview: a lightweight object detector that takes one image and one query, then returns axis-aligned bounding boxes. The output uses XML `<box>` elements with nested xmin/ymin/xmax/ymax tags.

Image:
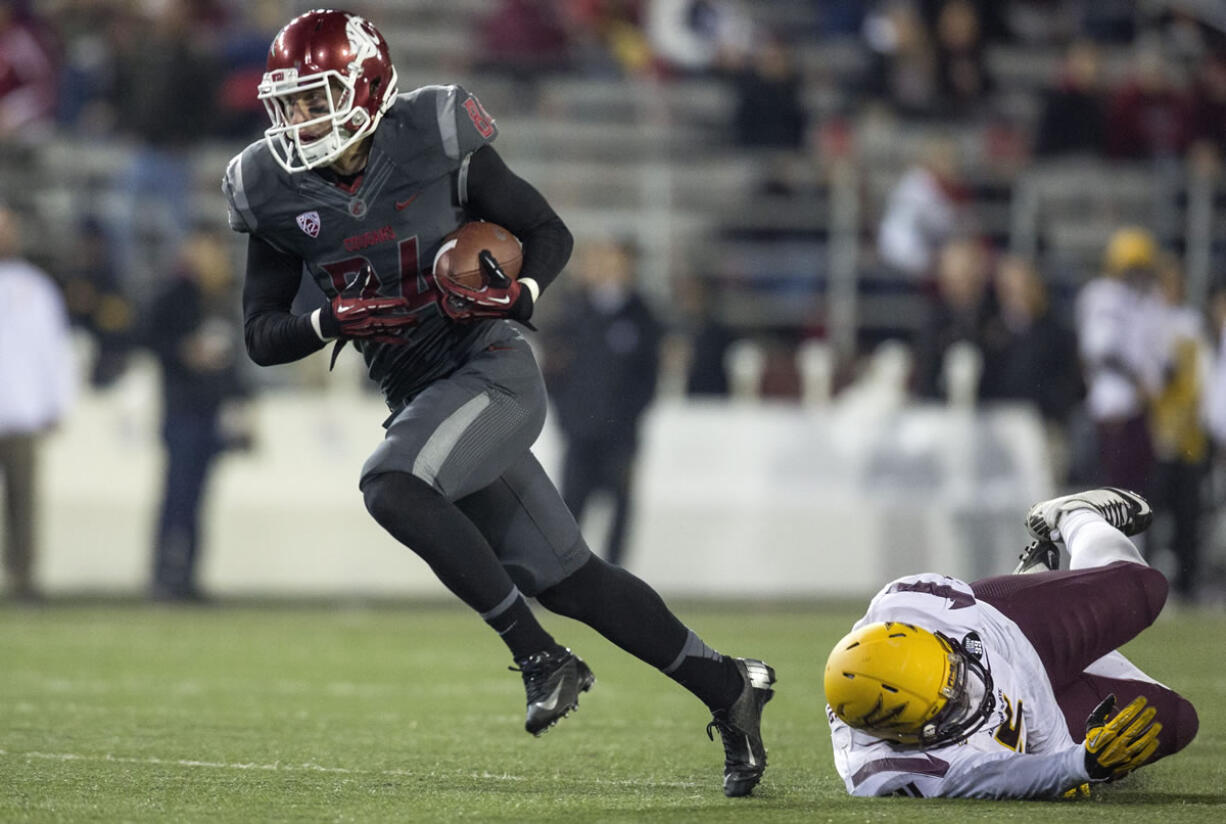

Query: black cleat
<box><xmin>1025</xmin><ymin>487</ymin><xmax>1152</xmax><ymax>543</ymax></box>
<box><xmin>1013</xmin><ymin>539</ymin><xmax>1061</xmax><ymax>574</ymax></box>
<box><xmin>706</xmin><ymin>658</ymin><xmax>776</xmax><ymax>797</ymax></box>
<box><xmin>511</xmin><ymin>647</ymin><xmax>595</xmax><ymax>736</ymax></box>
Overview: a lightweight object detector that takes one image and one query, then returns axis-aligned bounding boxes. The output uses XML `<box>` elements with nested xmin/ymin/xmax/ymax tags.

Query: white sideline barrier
<box><xmin>27</xmin><ymin>360</ymin><xmax>1054</xmax><ymax>597</ymax></box>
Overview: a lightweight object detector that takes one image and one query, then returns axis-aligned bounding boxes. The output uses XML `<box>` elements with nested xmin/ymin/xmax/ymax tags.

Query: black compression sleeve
<box><xmin>242</xmin><ymin>235</ymin><xmax>328</xmax><ymax>366</ymax></box>
<box><xmin>464</xmin><ymin>145</ymin><xmax>573</xmax><ymax>295</ymax></box>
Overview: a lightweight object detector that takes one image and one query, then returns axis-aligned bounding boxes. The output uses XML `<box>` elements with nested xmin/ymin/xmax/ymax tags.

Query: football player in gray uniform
<box><xmin>223</xmin><ymin>9</ymin><xmax>775</xmax><ymax>797</ymax></box>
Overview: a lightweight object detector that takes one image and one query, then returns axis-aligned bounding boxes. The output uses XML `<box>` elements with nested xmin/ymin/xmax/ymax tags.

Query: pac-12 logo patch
<box><xmin>296</xmin><ymin>211</ymin><xmax>321</xmax><ymax>238</ymax></box>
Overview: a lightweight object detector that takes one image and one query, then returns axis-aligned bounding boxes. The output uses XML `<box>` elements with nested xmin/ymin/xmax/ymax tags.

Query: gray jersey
<box><xmin>223</xmin><ymin>84</ymin><xmax>500</xmax><ymax>406</ymax></box>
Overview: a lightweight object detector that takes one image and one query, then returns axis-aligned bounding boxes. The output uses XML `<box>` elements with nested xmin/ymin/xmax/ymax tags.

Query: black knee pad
<box><xmin>362</xmin><ymin>470</ymin><xmax>436</xmax><ymax>531</ymax></box>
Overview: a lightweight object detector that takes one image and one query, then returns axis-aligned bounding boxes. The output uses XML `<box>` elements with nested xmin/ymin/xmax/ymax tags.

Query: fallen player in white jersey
<box><xmin>824</xmin><ymin>487</ymin><xmax>1199</xmax><ymax>799</ymax></box>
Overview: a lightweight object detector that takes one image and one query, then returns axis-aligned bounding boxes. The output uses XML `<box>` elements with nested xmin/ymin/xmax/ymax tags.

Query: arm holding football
<box><xmin>435</xmin><ymin>241</ymin><xmax>527</xmax><ymax>322</ymax></box>
<box><xmin>462</xmin><ymin>145</ymin><xmax>574</xmax><ymax>316</ymax></box>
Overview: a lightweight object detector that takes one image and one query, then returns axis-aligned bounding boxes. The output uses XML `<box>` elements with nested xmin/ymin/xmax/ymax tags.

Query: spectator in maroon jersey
<box><xmin>0</xmin><ymin>0</ymin><xmax>60</xmax><ymax>140</ymax></box>
<box><xmin>1105</xmin><ymin>45</ymin><xmax>1193</xmax><ymax>160</ymax></box>
<box><xmin>474</xmin><ymin>0</ymin><xmax>574</xmax><ymax>82</ymax></box>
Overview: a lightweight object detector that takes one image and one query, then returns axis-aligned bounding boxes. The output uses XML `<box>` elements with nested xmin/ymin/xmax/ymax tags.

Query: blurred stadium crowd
<box><xmin>2</xmin><ymin>0</ymin><xmax>1226</xmax><ymax>601</ymax></box>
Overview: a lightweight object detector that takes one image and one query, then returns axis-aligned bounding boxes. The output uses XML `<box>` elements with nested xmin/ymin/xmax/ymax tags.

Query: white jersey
<box><xmin>828</xmin><ymin>573</ymin><xmax>1092</xmax><ymax>799</ymax></box>
<box><xmin>1075</xmin><ymin>277</ymin><xmax>1166</xmax><ymax>421</ymax></box>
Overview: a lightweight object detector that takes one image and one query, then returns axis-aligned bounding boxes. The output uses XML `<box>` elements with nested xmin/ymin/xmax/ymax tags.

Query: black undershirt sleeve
<box><xmin>242</xmin><ymin>235</ymin><xmax>327</xmax><ymax>366</ymax></box>
<box><xmin>463</xmin><ymin>145</ymin><xmax>573</xmax><ymax>296</ymax></box>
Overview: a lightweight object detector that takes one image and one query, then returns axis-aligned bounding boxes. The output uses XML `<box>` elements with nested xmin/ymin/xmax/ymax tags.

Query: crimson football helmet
<box><xmin>258</xmin><ymin>9</ymin><xmax>399</xmax><ymax>173</ymax></box>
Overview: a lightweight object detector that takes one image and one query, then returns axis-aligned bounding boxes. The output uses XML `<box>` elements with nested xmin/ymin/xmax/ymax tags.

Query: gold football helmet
<box><xmin>1104</xmin><ymin>226</ymin><xmax>1156</xmax><ymax>275</ymax></box>
<box><xmin>824</xmin><ymin>621</ymin><xmax>995</xmax><ymax>747</ymax></box>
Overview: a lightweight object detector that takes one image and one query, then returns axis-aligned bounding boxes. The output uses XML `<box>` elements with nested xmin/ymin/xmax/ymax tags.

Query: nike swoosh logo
<box><xmin>394</xmin><ymin>194</ymin><xmax>418</xmax><ymax>210</ymax></box>
<box><xmin>537</xmin><ymin>681</ymin><xmax>565</xmax><ymax>711</ymax></box>
<box><xmin>745</xmin><ymin>735</ymin><xmax>756</xmax><ymax>767</ymax></box>
<box><xmin>485</xmin><ymin>294</ymin><xmax>511</xmax><ymax>305</ymax></box>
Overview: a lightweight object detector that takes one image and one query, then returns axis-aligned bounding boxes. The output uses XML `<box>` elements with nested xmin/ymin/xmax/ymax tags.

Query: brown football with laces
<box><xmin>433</xmin><ymin>220</ymin><xmax>522</xmax><ymax>290</ymax></box>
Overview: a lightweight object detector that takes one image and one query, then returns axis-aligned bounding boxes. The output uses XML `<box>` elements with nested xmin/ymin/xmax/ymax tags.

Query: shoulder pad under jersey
<box><xmin>221</xmin><ymin>139</ymin><xmax>295</xmax><ymax>235</ymax></box>
<box><xmin>376</xmin><ymin>84</ymin><xmax>497</xmax><ymax>169</ymax></box>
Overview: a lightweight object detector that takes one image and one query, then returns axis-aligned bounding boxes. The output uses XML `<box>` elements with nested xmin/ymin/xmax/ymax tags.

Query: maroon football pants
<box><xmin>971</xmin><ymin>562</ymin><xmax>1198</xmax><ymax>760</ymax></box>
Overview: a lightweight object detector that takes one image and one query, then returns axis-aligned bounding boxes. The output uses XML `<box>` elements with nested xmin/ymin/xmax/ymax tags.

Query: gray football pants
<box><xmin>360</xmin><ymin>322</ymin><xmax>591</xmax><ymax>595</ymax></box>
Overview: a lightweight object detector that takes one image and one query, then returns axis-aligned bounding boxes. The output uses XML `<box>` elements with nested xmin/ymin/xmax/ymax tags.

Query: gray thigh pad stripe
<box><xmin>412</xmin><ymin>392</ymin><xmax>491</xmax><ymax>487</ymax></box>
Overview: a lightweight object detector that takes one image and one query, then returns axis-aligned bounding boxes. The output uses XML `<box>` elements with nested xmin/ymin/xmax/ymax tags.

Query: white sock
<box><xmin>1062</xmin><ymin>509</ymin><xmax>1147</xmax><ymax>570</ymax></box>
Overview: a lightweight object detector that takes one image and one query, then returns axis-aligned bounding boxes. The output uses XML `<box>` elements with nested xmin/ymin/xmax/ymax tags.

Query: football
<box><xmin>433</xmin><ymin>220</ymin><xmax>522</xmax><ymax>290</ymax></box>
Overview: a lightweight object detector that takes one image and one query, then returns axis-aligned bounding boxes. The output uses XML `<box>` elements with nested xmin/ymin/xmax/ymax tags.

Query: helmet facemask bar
<box><xmin>258</xmin><ymin>68</ymin><xmax>383</xmax><ymax>173</ymax></box>
<box><xmin>916</xmin><ymin>633</ymin><xmax>996</xmax><ymax>748</ymax></box>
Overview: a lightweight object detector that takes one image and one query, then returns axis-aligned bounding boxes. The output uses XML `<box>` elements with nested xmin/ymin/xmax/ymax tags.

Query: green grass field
<box><xmin>1</xmin><ymin>600</ymin><xmax>1223</xmax><ymax>823</ymax></box>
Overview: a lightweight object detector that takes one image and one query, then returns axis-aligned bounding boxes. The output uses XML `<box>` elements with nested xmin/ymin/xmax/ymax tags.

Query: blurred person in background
<box><xmin>672</xmin><ymin>273</ymin><xmax>733</xmax><ymax>396</ymax></box>
<box><xmin>912</xmin><ymin>236</ymin><xmax>994</xmax><ymax>401</ymax></box>
<box><xmin>472</xmin><ymin>0</ymin><xmax>574</xmax><ymax>96</ymax></box>
<box><xmin>727</xmin><ymin>32</ymin><xmax>807</xmax><ymax>149</ymax></box>
<box><xmin>109</xmin><ymin>1</ymin><xmax>220</xmax><ymax>283</ymax></box>
<box><xmin>214</xmin><ymin>0</ymin><xmax>284</xmax><ymax>139</ymax></box>
<box><xmin>226</xmin><ymin>9</ymin><xmax>774</xmax><ymax>796</ymax></box>
<box><xmin>1187</xmin><ymin>52</ymin><xmax>1226</xmax><ymax>160</ymax></box>
<box><xmin>932</xmin><ymin>0</ymin><xmax>992</xmax><ymax>117</ymax></box>
<box><xmin>1074</xmin><ymin>227</ymin><xmax>1164</xmax><ymax>495</ymax></box>
<box><xmin>860</xmin><ymin>0</ymin><xmax>940</xmax><ymax>118</ymax></box>
<box><xmin>876</xmin><ymin>135</ymin><xmax>967</xmax><ymax>280</ymax></box>
<box><xmin>145</xmin><ymin>226</ymin><xmax>250</xmax><ymax>603</ymax></box>
<box><xmin>561</xmin><ymin>0</ymin><xmax>654</xmax><ymax>78</ymax></box>
<box><xmin>543</xmin><ymin>237</ymin><xmax>662</xmax><ymax>567</ymax></box>
<box><xmin>0</xmin><ymin>0</ymin><xmax>60</xmax><ymax>141</ymax></box>
<box><xmin>1105</xmin><ymin>44</ymin><xmax>1193</xmax><ymax>161</ymax></box>
<box><xmin>1207</xmin><ymin>282</ymin><xmax>1226</xmax><ymax>451</ymax></box>
<box><xmin>979</xmin><ymin>255</ymin><xmax>1082</xmax><ymax>482</ymax></box>
<box><xmin>1146</xmin><ymin>254</ymin><xmax>1211</xmax><ymax>604</ymax></box>
<box><xmin>645</xmin><ymin>0</ymin><xmax>755</xmax><ymax>77</ymax></box>
<box><xmin>1034</xmin><ymin>39</ymin><xmax>1108</xmax><ymax>158</ymax></box>
<box><xmin>59</xmin><ymin>217</ymin><xmax>134</xmax><ymax>389</ymax></box>
<box><xmin>0</xmin><ymin>202</ymin><xmax>75</xmax><ymax>602</ymax></box>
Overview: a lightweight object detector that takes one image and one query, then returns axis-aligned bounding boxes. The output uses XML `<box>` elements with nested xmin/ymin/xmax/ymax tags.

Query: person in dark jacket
<box><xmin>544</xmin><ymin>237</ymin><xmax>662</xmax><ymax>567</ymax></box>
<box><xmin>146</xmin><ymin>226</ymin><xmax>249</xmax><ymax>601</ymax></box>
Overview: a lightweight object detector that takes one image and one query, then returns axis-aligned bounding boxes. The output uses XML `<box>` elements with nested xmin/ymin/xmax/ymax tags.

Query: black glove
<box><xmin>1083</xmin><ymin>694</ymin><xmax>1162</xmax><ymax>780</ymax></box>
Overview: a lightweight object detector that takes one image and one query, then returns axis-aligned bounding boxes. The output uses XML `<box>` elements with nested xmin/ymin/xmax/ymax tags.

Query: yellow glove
<box><xmin>1084</xmin><ymin>695</ymin><xmax>1162</xmax><ymax>780</ymax></box>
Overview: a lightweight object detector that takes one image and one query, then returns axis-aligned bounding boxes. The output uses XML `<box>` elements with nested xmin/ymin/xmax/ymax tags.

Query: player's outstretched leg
<box><xmin>512</xmin><ymin>647</ymin><xmax>596</xmax><ymax>735</ymax></box>
<box><xmin>536</xmin><ymin>556</ymin><xmax>776</xmax><ymax>796</ymax></box>
<box><xmin>706</xmin><ymin>658</ymin><xmax>776</xmax><ymax>797</ymax></box>
<box><xmin>1025</xmin><ymin>487</ymin><xmax>1152</xmax><ymax>543</ymax></box>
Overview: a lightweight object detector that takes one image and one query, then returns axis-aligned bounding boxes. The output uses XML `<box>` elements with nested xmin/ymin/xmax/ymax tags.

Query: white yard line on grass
<box><xmin>0</xmin><ymin>748</ymin><xmax>700</xmax><ymax>789</ymax></box>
